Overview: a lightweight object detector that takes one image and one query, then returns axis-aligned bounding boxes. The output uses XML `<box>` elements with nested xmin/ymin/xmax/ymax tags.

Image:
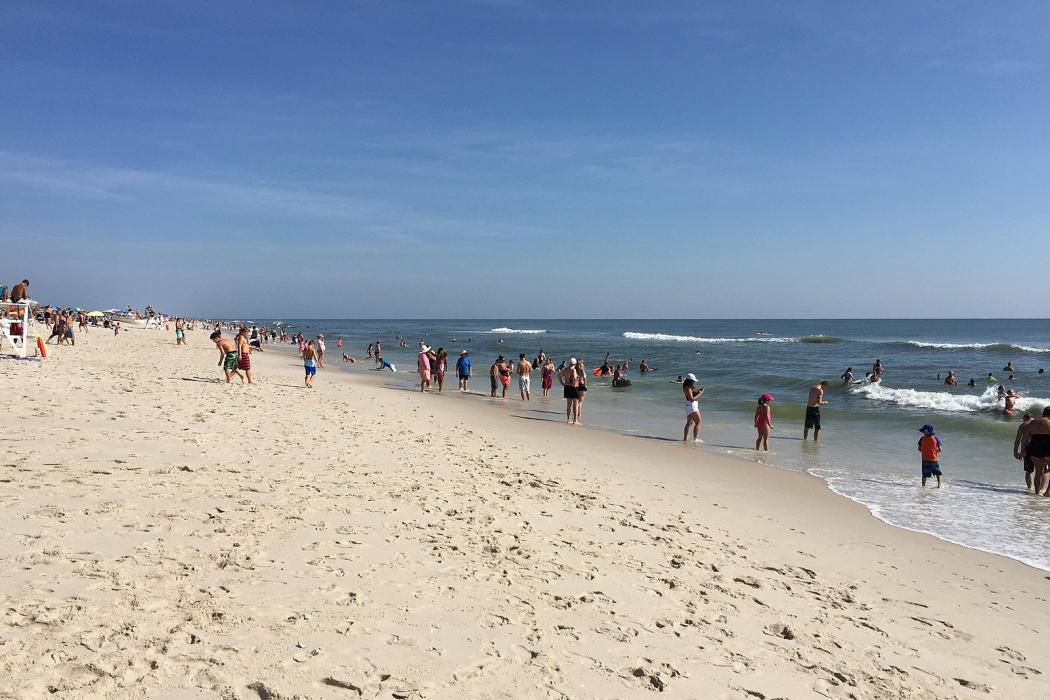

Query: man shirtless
<box><xmin>236</xmin><ymin>329</ymin><xmax>255</xmax><ymax>384</ymax></box>
<box><xmin>10</xmin><ymin>279</ymin><xmax>29</xmax><ymax>303</ymax></box>
<box><xmin>516</xmin><ymin>353</ymin><xmax>533</xmax><ymax>401</ymax></box>
<box><xmin>210</xmin><ymin>330</ymin><xmax>244</xmax><ymax>384</ymax></box>
<box><xmin>490</xmin><ymin>356</ymin><xmax>503</xmax><ymax>398</ymax></box>
<box><xmin>303</xmin><ymin>340</ymin><xmax>319</xmax><ymax>388</ymax></box>
<box><xmin>175</xmin><ymin>318</ymin><xmax>186</xmax><ymax>345</ymax></box>
<box><xmin>804</xmin><ymin>381</ymin><xmax>830</xmax><ymax>441</ymax></box>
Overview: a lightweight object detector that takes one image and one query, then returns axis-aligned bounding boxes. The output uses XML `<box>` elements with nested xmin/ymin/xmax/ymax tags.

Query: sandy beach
<box><xmin>3</xmin><ymin>327</ymin><xmax>1049</xmax><ymax>699</ymax></box>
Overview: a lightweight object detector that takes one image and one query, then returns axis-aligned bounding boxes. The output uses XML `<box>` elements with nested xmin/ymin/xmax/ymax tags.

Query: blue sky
<box><xmin>3</xmin><ymin>1</ymin><xmax>1048</xmax><ymax>317</ymax></box>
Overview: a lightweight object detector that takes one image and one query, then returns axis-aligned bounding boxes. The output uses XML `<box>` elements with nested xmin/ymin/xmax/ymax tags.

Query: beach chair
<box><xmin>0</xmin><ymin>300</ymin><xmax>40</xmax><ymax>359</ymax></box>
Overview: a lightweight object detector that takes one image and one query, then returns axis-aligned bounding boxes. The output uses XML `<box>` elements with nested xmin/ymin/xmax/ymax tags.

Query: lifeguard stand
<box><xmin>0</xmin><ymin>299</ymin><xmax>40</xmax><ymax>359</ymax></box>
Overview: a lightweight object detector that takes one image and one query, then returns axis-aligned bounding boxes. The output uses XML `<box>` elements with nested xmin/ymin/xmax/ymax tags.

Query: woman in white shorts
<box><xmin>682</xmin><ymin>373</ymin><xmax>704</xmax><ymax>442</ymax></box>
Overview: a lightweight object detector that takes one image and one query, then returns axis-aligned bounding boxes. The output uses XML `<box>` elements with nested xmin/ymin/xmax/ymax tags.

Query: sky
<box><xmin>2</xmin><ymin>0</ymin><xmax>1049</xmax><ymax>318</ymax></box>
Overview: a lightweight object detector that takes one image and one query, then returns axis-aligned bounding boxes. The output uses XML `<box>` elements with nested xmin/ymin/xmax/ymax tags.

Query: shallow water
<box><xmin>264</xmin><ymin>319</ymin><xmax>1050</xmax><ymax>570</ymax></box>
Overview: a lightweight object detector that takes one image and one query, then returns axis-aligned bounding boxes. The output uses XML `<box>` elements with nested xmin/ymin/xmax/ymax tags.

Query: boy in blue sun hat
<box><xmin>918</xmin><ymin>424</ymin><xmax>943</xmax><ymax>488</ymax></box>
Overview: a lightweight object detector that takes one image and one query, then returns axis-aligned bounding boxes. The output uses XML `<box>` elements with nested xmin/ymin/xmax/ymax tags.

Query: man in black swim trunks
<box><xmin>804</xmin><ymin>381</ymin><xmax>829</xmax><ymax>442</ymax></box>
<box><xmin>1014</xmin><ymin>413</ymin><xmax>1036</xmax><ymax>491</ymax></box>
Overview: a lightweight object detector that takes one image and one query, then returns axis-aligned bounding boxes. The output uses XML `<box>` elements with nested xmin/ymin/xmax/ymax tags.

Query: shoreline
<box><xmin>313</xmin><ymin>342</ymin><xmax>1050</xmax><ymax>575</ymax></box>
<box><xmin>4</xmin><ymin>326</ymin><xmax>1049</xmax><ymax>697</ymax></box>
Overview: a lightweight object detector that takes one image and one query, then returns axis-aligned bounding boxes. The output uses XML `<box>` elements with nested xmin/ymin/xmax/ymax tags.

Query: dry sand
<box><xmin>2</xmin><ymin>326</ymin><xmax>1049</xmax><ymax>699</ymax></box>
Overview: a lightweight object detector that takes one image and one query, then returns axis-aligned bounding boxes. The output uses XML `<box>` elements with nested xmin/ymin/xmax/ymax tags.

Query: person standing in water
<box><xmin>456</xmin><ymin>350</ymin><xmax>471</xmax><ymax>392</ymax></box>
<box><xmin>541</xmin><ymin>356</ymin><xmax>555</xmax><ymax>397</ymax></box>
<box><xmin>1020</xmin><ymin>407</ymin><xmax>1050</xmax><ymax>496</ymax></box>
<box><xmin>840</xmin><ymin>367</ymin><xmax>854</xmax><ymax>384</ymax></box>
<box><xmin>682</xmin><ymin>373</ymin><xmax>704</xmax><ymax>442</ymax></box>
<box><xmin>754</xmin><ymin>393</ymin><xmax>774</xmax><ymax>450</ymax></box>
<box><xmin>516</xmin><ymin>353</ymin><xmax>533</xmax><ymax>401</ymax></box>
<box><xmin>804</xmin><ymin>381</ymin><xmax>829</xmax><ymax>441</ymax></box>
<box><xmin>1014</xmin><ymin>413</ymin><xmax>1035</xmax><ymax>491</ymax></box>
<box><xmin>574</xmin><ymin>360</ymin><xmax>589</xmax><ymax>422</ymax></box>
<box><xmin>558</xmin><ymin>358</ymin><xmax>579</xmax><ymax>424</ymax></box>
<box><xmin>918</xmin><ymin>424</ymin><xmax>943</xmax><ymax>488</ymax></box>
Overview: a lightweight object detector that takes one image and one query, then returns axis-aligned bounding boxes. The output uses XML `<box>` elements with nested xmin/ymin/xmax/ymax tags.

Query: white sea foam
<box><xmin>851</xmin><ymin>383</ymin><xmax>1049</xmax><ymax>413</ymax></box>
<box><xmin>622</xmin><ymin>332</ymin><xmax>798</xmax><ymax>343</ymax></box>
<box><xmin>488</xmin><ymin>327</ymin><xmax>547</xmax><ymax>334</ymax></box>
<box><xmin>907</xmin><ymin>340</ymin><xmax>1050</xmax><ymax>353</ymax></box>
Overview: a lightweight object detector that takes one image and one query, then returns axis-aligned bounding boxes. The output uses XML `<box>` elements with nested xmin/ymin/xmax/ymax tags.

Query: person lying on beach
<box><xmin>210</xmin><ymin>330</ymin><xmax>243</xmax><ymax>384</ymax></box>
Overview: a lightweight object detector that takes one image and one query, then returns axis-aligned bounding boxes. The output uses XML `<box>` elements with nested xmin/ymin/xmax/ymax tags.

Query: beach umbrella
<box><xmin>86</xmin><ymin>311</ymin><xmax>105</xmax><ymax>317</ymax></box>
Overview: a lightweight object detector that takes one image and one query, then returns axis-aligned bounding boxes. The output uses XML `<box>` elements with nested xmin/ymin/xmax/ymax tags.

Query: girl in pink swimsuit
<box><xmin>754</xmin><ymin>393</ymin><xmax>774</xmax><ymax>451</ymax></box>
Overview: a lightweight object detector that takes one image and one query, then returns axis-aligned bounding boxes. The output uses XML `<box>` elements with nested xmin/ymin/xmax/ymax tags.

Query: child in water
<box><xmin>918</xmin><ymin>424</ymin><xmax>943</xmax><ymax>488</ymax></box>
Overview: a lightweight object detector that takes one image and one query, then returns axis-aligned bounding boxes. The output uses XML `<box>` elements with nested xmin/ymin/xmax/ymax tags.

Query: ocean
<box><xmin>263</xmin><ymin>319</ymin><xmax>1050</xmax><ymax>571</ymax></box>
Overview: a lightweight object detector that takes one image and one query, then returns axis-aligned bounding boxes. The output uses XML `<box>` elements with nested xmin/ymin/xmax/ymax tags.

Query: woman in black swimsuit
<box><xmin>1022</xmin><ymin>406</ymin><xmax>1050</xmax><ymax>496</ymax></box>
<box><xmin>560</xmin><ymin>360</ymin><xmax>580</xmax><ymax>424</ymax></box>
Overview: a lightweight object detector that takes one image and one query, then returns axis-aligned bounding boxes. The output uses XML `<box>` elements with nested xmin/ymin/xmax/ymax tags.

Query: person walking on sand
<box><xmin>1020</xmin><ymin>407</ymin><xmax>1050</xmax><ymax>495</ymax></box>
<box><xmin>517</xmin><ymin>353</ymin><xmax>533</xmax><ymax>401</ymax></box>
<box><xmin>682</xmin><ymin>373</ymin><xmax>704</xmax><ymax>442</ymax></box>
<box><xmin>1014</xmin><ymin>413</ymin><xmax>1036</xmax><ymax>491</ymax></box>
<box><xmin>456</xmin><ymin>350</ymin><xmax>471</xmax><ymax>392</ymax></box>
<box><xmin>434</xmin><ymin>347</ymin><xmax>448</xmax><ymax>393</ymax></box>
<box><xmin>210</xmin><ymin>330</ymin><xmax>244</xmax><ymax>384</ymax></box>
<box><xmin>917</xmin><ymin>424</ymin><xmax>943</xmax><ymax>488</ymax></box>
<box><xmin>575</xmin><ymin>360</ymin><xmax>589</xmax><ymax>422</ymax></box>
<box><xmin>236</xmin><ymin>328</ymin><xmax>255</xmax><ymax>384</ymax></box>
<box><xmin>804</xmin><ymin>381</ymin><xmax>830</xmax><ymax>441</ymax></box>
<box><xmin>558</xmin><ymin>358</ymin><xmax>580</xmax><ymax>424</ymax></box>
<box><xmin>541</xmin><ymin>356</ymin><xmax>555</xmax><ymax>397</ymax></box>
<box><xmin>175</xmin><ymin>318</ymin><xmax>186</xmax><ymax>345</ymax></box>
<box><xmin>303</xmin><ymin>340</ymin><xmax>319</xmax><ymax>388</ymax></box>
<box><xmin>418</xmin><ymin>344</ymin><xmax>432</xmax><ymax>392</ymax></box>
<box><xmin>755</xmin><ymin>393</ymin><xmax>774</xmax><ymax>450</ymax></box>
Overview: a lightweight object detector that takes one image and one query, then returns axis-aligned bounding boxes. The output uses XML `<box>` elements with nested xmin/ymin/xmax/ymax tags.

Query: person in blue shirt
<box><xmin>456</xmin><ymin>350</ymin><xmax>472</xmax><ymax>392</ymax></box>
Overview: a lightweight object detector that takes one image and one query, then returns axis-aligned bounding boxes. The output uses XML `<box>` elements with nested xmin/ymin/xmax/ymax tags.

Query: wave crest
<box><xmin>488</xmin><ymin>327</ymin><xmax>547</xmax><ymax>334</ymax></box>
<box><xmin>851</xmin><ymin>383</ymin><xmax>1049</xmax><ymax>413</ymax></box>
<box><xmin>906</xmin><ymin>341</ymin><xmax>1050</xmax><ymax>353</ymax></box>
<box><xmin>622</xmin><ymin>332</ymin><xmax>798</xmax><ymax>343</ymax></box>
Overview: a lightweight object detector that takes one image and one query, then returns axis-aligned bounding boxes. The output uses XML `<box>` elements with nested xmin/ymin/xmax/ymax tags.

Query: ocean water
<box><xmin>265</xmin><ymin>319</ymin><xmax>1050</xmax><ymax>571</ymax></box>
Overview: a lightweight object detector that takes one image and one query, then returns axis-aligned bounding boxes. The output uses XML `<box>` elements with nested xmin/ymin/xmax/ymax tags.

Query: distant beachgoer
<box><xmin>490</xmin><ymin>356</ymin><xmax>503</xmax><ymax>398</ymax></box>
<box><xmin>337</xmin><ymin>337</ymin><xmax>342</xmax><ymax>350</ymax></box>
<box><xmin>367</xmin><ymin>343</ymin><xmax>374</xmax><ymax>360</ymax></box>
<box><xmin>456</xmin><ymin>351</ymin><xmax>471</xmax><ymax>392</ymax></box>
<box><xmin>517</xmin><ymin>353</ymin><xmax>533</xmax><ymax>401</ymax></box>
<box><xmin>968</xmin><ymin>378</ymin><xmax>977</xmax><ymax>387</ymax></box>
<box><xmin>499</xmin><ymin>358</ymin><xmax>512</xmax><ymax>398</ymax></box>
<box><xmin>1040</xmin><ymin>369</ymin><xmax>1045</xmax><ymax>375</ymax></box>
<box><xmin>639</xmin><ymin>360</ymin><xmax>650</xmax><ymax>374</ymax></box>
<box><xmin>917</xmin><ymin>424</ymin><xmax>943</xmax><ymax>488</ymax></box>
<box><xmin>1004</xmin><ymin>362</ymin><xmax>1015</xmax><ymax>373</ymax></box>
<box><xmin>541</xmin><ymin>357</ymin><xmax>554</xmax><ymax>397</ymax></box>
<box><xmin>342</xmin><ymin>353</ymin><xmax>356</xmax><ymax>363</ymax></box>
<box><xmin>10</xmin><ymin>279</ymin><xmax>29</xmax><ymax>303</ymax></box>
<box><xmin>377</xmin><ymin>357</ymin><xmax>396</xmax><ymax>372</ymax></box>
<box><xmin>987</xmin><ymin>373</ymin><xmax>998</xmax><ymax>383</ymax></box>
<box><xmin>1004</xmin><ymin>390</ymin><xmax>1018</xmax><ymax>416</ymax></box>
<box><xmin>1021</xmin><ymin>407</ymin><xmax>1050</xmax><ymax>496</ymax></box>
<box><xmin>674</xmin><ymin>375</ymin><xmax>683</xmax><ymax>383</ymax></box>
<box><xmin>754</xmin><ymin>393</ymin><xmax>774</xmax><ymax>451</ymax></box>
<box><xmin>841</xmin><ymin>367</ymin><xmax>854</xmax><ymax>384</ymax></box>
<box><xmin>559</xmin><ymin>358</ymin><xmax>579</xmax><ymax>424</ymax></box>
<box><xmin>804</xmin><ymin>381</ymin><xmax>830</xmax><ymax>441</ymax></box>
<box><xmin>316</xmin><ymin>334</ymin><xmax>326</xmax><ymax>368</ymax></box>
<box><xmin>434</xmin><ymin>348</ymin><xmax>448</xmax><ymax>393</ymax></box>
<box><xmin>210</xmin><ymin>330</ymin><xmax>243</xmax><ymax>384</ymax></box>
<box><xmin>1014</xmin><ymin>413</ymin><xmax>1035</xmax><ymax>491</ymax></box>
<box><xmin>418</xmin><ymin>345</ymin><xmax>432</xmax><ymax>392</ymax></box>
<box><xmin>303</xmin><ymin>340</ymin><xmax>318</xmax><ymax>388</ymax></box>
<box><xmin>997</xmin><ymin>385</ymin><xmax>1007</xmax><ymax>400</ymax></box>
<box><xmin>872</xmin><ymin>359</ymin><xmax>884</xmax><ymax>377</ymax></box>
<box><xmin>175</xmin><ymin>318</ymin><xmax>186</xmax><ymax>345</ymax></box>
<box><xmin>944</xmin><ymin>371</ymin><xmax>958</xmax><ymax>386</ymax></box>
<box><xmin>575</xmin><ymin>361</ymin><xmax>589</xmax><ymax>421</ymax></box>
<box><xmin>682</xmin><ymin>373</ymin><xmax>704</xmax><ymax>442</ymax></box>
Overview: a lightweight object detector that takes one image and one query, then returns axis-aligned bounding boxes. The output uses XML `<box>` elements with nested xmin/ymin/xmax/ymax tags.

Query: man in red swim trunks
<box><xmin>236</xmin><ymin>328</ymin><xmax>255</xmax><ymax>384</ymax></box>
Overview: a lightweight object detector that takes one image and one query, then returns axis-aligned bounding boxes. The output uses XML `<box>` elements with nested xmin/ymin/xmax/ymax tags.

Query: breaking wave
<box><xmin>488</xmin><ymin>328</ymin><xmax>547</xmax><ymax>334</ymax></box>
<box><xmin>851</xmin><ymin>383</ymin><xmax>1049</xmax><ymax>414</ymax></box>
<box><xmin>622</xmin><ymin>332</ymin><xmax>798</xmax><ymax>343</ymax></box>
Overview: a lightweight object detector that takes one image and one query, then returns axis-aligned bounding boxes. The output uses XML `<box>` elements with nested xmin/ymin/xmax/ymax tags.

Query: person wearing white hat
<box><xmin>558</xmin><ymin>358</ymin><xmax>580</xmax><ymax>423</ymax></box>
<box><xmin>418</xmin><ymin>344</ymin><xmax>432</xmax><ymax>392</ymax></box>
<box><xmin>682</xmin><ymin>373</ymin><xmax>705</xmax><ymax>442</ymax></box>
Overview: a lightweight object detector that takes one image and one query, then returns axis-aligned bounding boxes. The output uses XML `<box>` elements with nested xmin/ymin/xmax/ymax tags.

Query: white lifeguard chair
<box><xmin>0</xmin><ymin>299</ymin><xmax>40</xmax><ymax>359</ymax></box>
